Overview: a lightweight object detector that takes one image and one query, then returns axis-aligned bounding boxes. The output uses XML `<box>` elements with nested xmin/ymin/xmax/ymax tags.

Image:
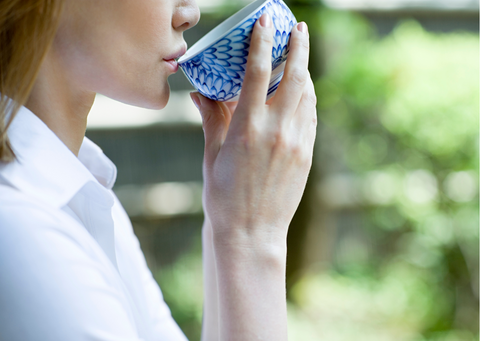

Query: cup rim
<box><xmin>178</xmin><ymin>0</ymin><xmax>271</xmax><ymax>63</ymax></box>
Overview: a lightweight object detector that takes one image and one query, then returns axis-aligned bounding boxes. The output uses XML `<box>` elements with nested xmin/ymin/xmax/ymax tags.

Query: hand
<box><xmin>191</xmin><ymin>14</ymin><xmax>317</xmax><ymax>249</ymax></box>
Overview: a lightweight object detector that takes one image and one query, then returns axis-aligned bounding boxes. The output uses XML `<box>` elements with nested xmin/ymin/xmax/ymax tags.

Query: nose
<box><xmin>173</xmin><ymin>0</ymin><xmax>200</xmax><ymax>32</ymax></box>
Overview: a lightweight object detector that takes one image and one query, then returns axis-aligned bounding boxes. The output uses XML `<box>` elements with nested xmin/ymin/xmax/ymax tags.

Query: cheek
<box><xmin>108</xmin><ymin>8</ymin><xmax>174</xmax><ymax>108</ymax></box>
<box><xmin>55</xmin><ymin>0</ymin><xmax>175</xmax><ymax>109</ymax></box>
<box><xmin>97</xmin><ymin>55</ymin><xmax>172</xmax><ymax>110</ymax></box>
<box><xmin>119</xmin><ymin>0</ymin><xmax>173</xmax><ymax>63</ymax></box>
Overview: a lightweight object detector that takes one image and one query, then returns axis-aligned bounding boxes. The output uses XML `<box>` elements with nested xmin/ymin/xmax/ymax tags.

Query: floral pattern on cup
<box><xmin>179</xmin><ymin>0</ymin><xmax>297</xmax><ymax>102</ymax></box>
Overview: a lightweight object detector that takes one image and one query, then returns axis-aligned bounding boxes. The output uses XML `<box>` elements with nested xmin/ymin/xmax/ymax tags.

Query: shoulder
<box><xmin>0</xmin><ymin>184</ymin><xmax>62</xmax><ymax>226</ymax></box>
<box><xmin>0</xmin><ymin>184</ymin><xmax>86</xmax><ymax>265</ymax></box>
<box><xmin>0</xmin><ymin>184</ymin><xmax>83</xmax><ymax>251</ymax></box>
<box><xmin>0</xmin><ymin>184</ymin><xmax>141</xmax><ymax>341</ymax></box>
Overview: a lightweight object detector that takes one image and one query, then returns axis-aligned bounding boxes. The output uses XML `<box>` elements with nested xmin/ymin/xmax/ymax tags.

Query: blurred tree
<box><xmin>311</xmin><ymin>10</ymin><xmax>479</xmax><ymax>339</ymax></box>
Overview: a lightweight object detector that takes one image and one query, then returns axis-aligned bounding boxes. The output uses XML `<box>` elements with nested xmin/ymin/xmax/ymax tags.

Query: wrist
<box><xmin>212</xmin><ymin>227</ymin><xmax>287</xmax><ymax>272</ymax></box>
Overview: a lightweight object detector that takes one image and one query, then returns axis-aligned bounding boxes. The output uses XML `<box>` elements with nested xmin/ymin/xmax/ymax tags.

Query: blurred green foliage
<box><xmin>155</xmin><ymin>242</ymin><xmax>204</xmax><ymax>341</ymax></box>
<box><xmin>303</xmin><ymin>10</ymin><xmax>478</xmax><ymax>340</ymax></box>
<box><xmin>155</xmin><ymin>9</ymin><xmax>479</xmax><ymax>341</ymax></box>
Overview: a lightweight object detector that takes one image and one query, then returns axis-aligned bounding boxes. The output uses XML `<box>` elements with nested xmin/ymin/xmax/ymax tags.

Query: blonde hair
<box><xmin>0</xmin><ymin>0</ymin><xmax>64</xmax><ymax>162</ymax></box>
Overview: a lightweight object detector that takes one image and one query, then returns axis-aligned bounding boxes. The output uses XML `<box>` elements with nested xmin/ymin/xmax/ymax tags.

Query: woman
<box><xmin>0</xmin><ymin>0</ymin><xmax>317</xmax><ymax>340</ymax></box>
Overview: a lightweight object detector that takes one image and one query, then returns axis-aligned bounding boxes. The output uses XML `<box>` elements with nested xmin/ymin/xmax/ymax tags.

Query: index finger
<box><xmin>237</xmin><ymin>13</ymin><xmax>274</xmax><ymax>114</ymax></box>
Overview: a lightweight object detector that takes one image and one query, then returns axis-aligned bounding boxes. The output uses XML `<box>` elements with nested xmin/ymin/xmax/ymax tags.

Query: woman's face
<box><xmin>54</xmin><ymin>0</ymin><xmax>200</xmax><ymax>109</ymax></box>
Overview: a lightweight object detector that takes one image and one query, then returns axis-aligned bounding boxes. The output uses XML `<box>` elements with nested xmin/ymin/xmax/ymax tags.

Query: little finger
<box><xmin>293</xmin><ymin>77</ymin><xmax>317</xmax><ymax>147</ymax></box>
<box><xmin>270</xmin><ymin>22</ymin><xmax>310</xmax><ymax>118</ymax></box>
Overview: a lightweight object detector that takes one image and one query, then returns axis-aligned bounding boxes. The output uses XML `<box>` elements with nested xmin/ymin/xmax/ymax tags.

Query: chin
<box><xmin>116</xmin><ymin>83</ymin><xmax>170</xmax><ymax>110</ymax></box>
<box><xmin>142</xmin><ymin>87</ymin><xmax>170</xmax><ymax>110</ymax></box>
<box><xmin>135</xmin><ymin>80</ymin><xmax>171</xmax><ymax>109</ymax></box>
<box><xmin>100</xmin><ymin>77</ymin><xmax>171</xmax><ymax>110</ymax></box>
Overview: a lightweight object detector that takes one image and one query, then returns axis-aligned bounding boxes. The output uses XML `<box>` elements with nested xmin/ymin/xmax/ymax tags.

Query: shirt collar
<box><xmin>0</xmin><ymin>105</ymin><xmax>117</xmax><ymax>208</ymax></box>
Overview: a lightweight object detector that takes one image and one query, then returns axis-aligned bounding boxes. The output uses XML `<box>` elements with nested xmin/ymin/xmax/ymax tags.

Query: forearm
<box><xmin>202</xmin><ymin>220</ymin><xmax>288</xmax><ymax>341</ymax></box>
<box><xmin>213</xmin><ymin>229</ymin><xmax>288</xmax><ymax>341</ymax></box>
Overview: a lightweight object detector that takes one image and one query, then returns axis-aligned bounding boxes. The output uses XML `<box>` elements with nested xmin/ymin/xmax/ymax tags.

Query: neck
<box><xmin>25</xmin><ymin>52</ymin><xmax>96</xmax><ymax>157</ymax></box>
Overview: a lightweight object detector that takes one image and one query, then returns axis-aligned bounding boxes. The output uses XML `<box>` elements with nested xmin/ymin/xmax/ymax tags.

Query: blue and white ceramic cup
<box><xmin>178</xmin><ymin>0</ymin><xmax>297</xmax><ymax>102</ymax></box>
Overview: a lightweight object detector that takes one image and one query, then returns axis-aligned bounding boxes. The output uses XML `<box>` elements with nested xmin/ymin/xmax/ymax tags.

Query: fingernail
<box><xmin>259</xmin><ymin>13</ymin><xmax>271</xmax><ymax>28</ymax></box>
<box><xmin>298</xmin><ymin>22</ymin><xmax>308</xmax><ymax>34</ymax></box>
<box><xmin>190</xmin><ymin>92</ymin><xmax>201</xmax><ymax>109</ymax></box>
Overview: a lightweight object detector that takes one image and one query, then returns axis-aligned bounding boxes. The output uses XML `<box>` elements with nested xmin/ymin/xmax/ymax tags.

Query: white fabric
<box><xmin>0</xmin><ymin>106</ymin><xmax>188</xmax><ymax>341</ymax></box>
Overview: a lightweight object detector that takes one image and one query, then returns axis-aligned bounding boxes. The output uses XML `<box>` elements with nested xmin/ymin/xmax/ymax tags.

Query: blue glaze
<box><xmin>179</xmin><ymin>0</ymin><xmax>297</xmax><ymax>102</ymax></box>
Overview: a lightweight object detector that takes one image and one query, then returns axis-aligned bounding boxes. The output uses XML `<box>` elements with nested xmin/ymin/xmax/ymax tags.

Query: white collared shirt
<box><xmin>0</xmin><ymin>106</ymin><xmax>188</xmax><ymax>341</ymax></box>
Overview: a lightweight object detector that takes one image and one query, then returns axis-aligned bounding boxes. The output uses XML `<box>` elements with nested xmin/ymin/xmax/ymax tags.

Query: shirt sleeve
<box><xmin>0</xmin><ymin>190</ymin><xmax>144</xmax><ymax>341</ymax></box>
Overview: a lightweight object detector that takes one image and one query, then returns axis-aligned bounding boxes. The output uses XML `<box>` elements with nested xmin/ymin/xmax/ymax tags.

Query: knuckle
<box><xmin>253</xmin><ymin>30</ymin><xmax>273</xmax><ymax>47</ymax></box>
<box><xmin>269</xmin><ymin>127</ymin><xmax>313</xmax><ymax>168</ymax></box>
<box><xmin>311</xmin><ymin>113</ymin><xmax>318</xmax><ymax>128</ymax></box>
<box><xmin>248</xmin><ymin>62</ymin><xmax>271</xmax><ymax>80</ymax></box>
<box><xmin>292</xmin><ymin>33</ymin><xmax>310</xmax><ymax>51</ymax></box>
<box><xmin>239</xmin><ymin>119</ymin><xmax>261</xmax><ymax>150</ymax></box>
<box><xmin>271</xmin><ymin>131</ymin><xmax>288</xmax><ymax>152</ymax></box>
<box><xmin>287</xmin><ymin>66</ymin><xmax>307</xmax><ymax>88</ymax></box>
<box><xmin>302</xmin><ymin>90</ymin><xmax>317</xmax><ymax>108</ymax></box>
<box><xmin>300</xmin><ymin>36</ymin><xmax>310</xmax><ymax>50</ymax></box>
<box><xmin>236</xmin><ymin>133</ymin><xmax>254</xmax><ymax>154</ymax></box>
<box><xmin>292</xmin><ymin>143</ymin><xmax>312</xmax><ymax>169</ymax></box>
<box><xmin>290</xmin><ymin>143</ymin><xmax>303</xmax><ymax>159</ymax></box>
<box><xmin>200</xmin><ymin>109</ymin><xmax>217</xmax><ymax>129</ymax></box>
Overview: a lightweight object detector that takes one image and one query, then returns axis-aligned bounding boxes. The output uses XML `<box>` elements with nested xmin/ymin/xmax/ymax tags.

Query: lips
<box><xmin>163</xmin><ymin>44</ymin><xmax>188</xmax><ymax>62</ymax></box>
<box><xmin>163</xmin><ymin>44</ymin><xmax>187</xmax><ymax>73</ymax></box>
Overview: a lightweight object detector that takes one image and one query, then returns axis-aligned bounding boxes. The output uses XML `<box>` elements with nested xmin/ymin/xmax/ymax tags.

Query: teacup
<box><xmin>178</xmin><ymin>0</ymin><xmax>297</xmax><ymax>102</ymax></box>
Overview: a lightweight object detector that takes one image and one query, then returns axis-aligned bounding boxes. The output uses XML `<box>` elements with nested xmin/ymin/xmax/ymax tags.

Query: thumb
<box><xmin>190</xmin><ymin>92</ymin><xmax>231</xmax><ymax>163</ymax></box>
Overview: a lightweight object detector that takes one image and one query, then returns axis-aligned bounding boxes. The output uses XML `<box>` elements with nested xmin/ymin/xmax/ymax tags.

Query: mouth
<box><xmin>163</xmin><ymin>44</ymin><xmax>188</xmax><ymax>72</ymax></box>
